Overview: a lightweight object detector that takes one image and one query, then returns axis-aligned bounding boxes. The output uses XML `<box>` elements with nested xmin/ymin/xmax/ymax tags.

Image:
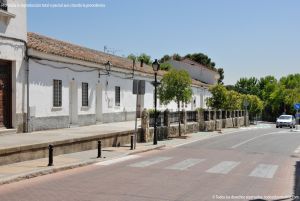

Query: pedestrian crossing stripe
<box><xmin>129</xmin><ymin>157</ymin><xmax>172</xmax><ymax>168</ymax></box>
<box><xmin>127</xmin><ymin>157</ymin><xmax>279</xmax><ymax>179</ymax></box>
<box><xmin>249</xmin><ymin>164</ymin><xmax>278</xmax><ymax>179</ymax></box>
<box><xmin>165</xmin><ymin>159</ymin><xmax>205</xmax><ymax>171</ymax></box>
<box><xmin>206</xmin><ymin>161</ymin><xmax>240</xmax><ymax>174</ymax></box>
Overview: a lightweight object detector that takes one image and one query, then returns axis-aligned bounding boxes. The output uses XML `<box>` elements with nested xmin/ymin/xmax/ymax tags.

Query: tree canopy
<box><xmin>226</xmin><ymin>74</ymin><xmax>300</xmax><ymax>121</ymax></box>
<box><xmin>207</xmin><ymin>84</ymin><xmax>264</xmax><ymax>118</ymax></box>
<box><xmin>158</xmin><ymin>69</ymin><xmax>193</xmax><ymax>106</ymax></box>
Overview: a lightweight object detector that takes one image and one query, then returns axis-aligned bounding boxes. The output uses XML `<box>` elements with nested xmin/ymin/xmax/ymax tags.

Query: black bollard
<box><xmin>48</xmin><ymin>144</ymin><xmax>54</xmax><ymax>166</ymax></box>
<box><xmin>130</xmin><ymin>135</ymin><xmax>134</xmax><ymax>150</ymax></box>
<box><xmin>97</xmin><ymin>141</ymin><xmax>102</xmax><ymax>158</ymax></box>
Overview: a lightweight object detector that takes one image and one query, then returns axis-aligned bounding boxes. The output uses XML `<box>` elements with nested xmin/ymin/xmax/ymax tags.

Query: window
<box><xmin>115</xmin><ymin>86</ymin><xmax>120</xmax><ymax>106</ymax></box>
<box><xmin>0</xmin><ymin>0</ymin><xmax>7</xmax><ymax>11</ymax></box>
<box><xmin>82</xmin><ymin>82</ymin><xmax>89</xmax><ymax>107</ymax></box>
<box><xmin>53</xmin><ymin>80</ymin><xmax>62</xmax><ymax>107</ymax></box>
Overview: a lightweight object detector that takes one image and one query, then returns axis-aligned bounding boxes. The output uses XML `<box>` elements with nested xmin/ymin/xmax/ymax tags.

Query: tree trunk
<box><xmin>178</xmin><ymin>101</ymin><xmax>181</xmax><ymax>137</ymax></box>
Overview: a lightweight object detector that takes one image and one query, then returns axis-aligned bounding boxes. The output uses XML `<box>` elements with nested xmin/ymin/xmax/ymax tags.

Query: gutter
<box><xmin>0</xmin><ymin>35</ymin><xmax>30</xmax><ymax>133</ymax></box>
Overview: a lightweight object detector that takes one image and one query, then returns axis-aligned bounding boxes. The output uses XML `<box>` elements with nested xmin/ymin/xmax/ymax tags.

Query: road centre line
<box><xmin>231</xmin><ymin>131</ymin><xmax>288</xmax><ymax>149</ymax></box>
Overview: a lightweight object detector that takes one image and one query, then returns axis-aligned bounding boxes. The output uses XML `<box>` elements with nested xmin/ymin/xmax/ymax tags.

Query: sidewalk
<box><xmin>0</xmin><ymin>121</ymin><xmax>138</xmax><ymax>149</ymax></box>
<box><xmin>0</xmin><ymin>126</ymin><xmax>252</xmax><ymax>185</ymax></box>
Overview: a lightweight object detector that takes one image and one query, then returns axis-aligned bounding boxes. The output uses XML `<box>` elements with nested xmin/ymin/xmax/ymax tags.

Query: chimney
<box><xmin>140</xmin><ymin>59</ymin><xmax>144</xmax><ymax>67</ymax></box>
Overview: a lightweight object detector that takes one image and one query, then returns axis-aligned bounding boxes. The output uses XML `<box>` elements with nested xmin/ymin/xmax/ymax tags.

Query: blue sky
<box><xmin>28</xmin><ymin>0</ymin><xmax>300</xmax><ymax>84</ymax></box>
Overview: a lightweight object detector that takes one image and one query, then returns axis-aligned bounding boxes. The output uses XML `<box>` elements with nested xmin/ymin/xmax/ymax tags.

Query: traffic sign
<box><xmin>243</xmin><ymin>100</ymin><xmax>249</xmax><ymax>107</ymax></box>
<box><xmin>294</xmin><ymin>103</ymin><xmax>300</xmax><ymax>110</ymax></box>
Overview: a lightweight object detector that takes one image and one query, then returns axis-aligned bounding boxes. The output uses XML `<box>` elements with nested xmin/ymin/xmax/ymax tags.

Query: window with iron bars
<box><xmin>115</xmin><ymin>86</ymin><xmax>120</xmax><ymax>106</ymax></box>
<box><xmin>53</xmin><ymin>80</ymin><xmax>62</xmax><ymax>107</ymax></box>
<box><xmin>82</xmin><ymin>83</ymin><xmax>89</xmax><ymax>107</ymax></box>
<box><xmin>0</xmin><ymin>0</ymin><xmax>7</xmax><ymax>11</ymax></box>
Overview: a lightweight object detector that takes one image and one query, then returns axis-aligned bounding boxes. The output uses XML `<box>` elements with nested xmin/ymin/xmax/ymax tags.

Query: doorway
<box><xmin>69</xmin><ymin>80</ymin><xmax>78</xmax><ymax>125</ymax></box>
<box><xmin>0</xmin><ymin>60</ymin><xmax>12</xmax><ymax>128</ymax></box>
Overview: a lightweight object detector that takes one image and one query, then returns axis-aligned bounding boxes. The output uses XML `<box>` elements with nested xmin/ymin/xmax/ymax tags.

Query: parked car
<box><xmin>276</xmin><ymin>115</ymin><xmax>296</xmax><ymax>128</ymax></box>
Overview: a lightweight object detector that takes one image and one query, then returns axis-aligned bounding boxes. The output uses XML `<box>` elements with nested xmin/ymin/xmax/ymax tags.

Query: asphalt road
<box><xmin>0</xmin><ymin>125</ymin><xmax>300</xmax><ymax>201</ymax></box>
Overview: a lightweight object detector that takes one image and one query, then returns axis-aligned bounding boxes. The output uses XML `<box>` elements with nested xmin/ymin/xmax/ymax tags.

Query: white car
<box><xmin>276</xmin><ymin>115</ymin><xmax>296</xmax><ymax>128</ymax></box>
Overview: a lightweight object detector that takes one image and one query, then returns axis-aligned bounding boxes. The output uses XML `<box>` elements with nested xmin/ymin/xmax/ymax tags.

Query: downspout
<box><xmin>0</xmin><ymin>35</ymin><xmax>29</xmax><ymax>132</ymax></box>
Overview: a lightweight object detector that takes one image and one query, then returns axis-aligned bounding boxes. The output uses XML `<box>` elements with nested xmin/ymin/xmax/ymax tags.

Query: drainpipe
<box><xmin>0</xmin><ymin>35</ymin><xmax>29</xmax><ymax>132</ymax></box>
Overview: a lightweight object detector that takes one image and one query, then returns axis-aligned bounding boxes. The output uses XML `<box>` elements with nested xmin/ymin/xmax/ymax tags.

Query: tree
<box><xmin>172</xmin><ymin>53</ymin><xmax>182</xmax><ymax>61</ymax></box>
<box><xmin>158</xmin><ymin>69</ymin><xmax>193</xmax><ymax>136</ymax></box>
<box><xmin>160</xmin><ymin>63</ymin><xmax>172</xmax><ymax>71</ymax></box>
<box><xmin>217</xmin><ymin>68</ymin><xmax>224</xmax><ymax>85</ymax></box>
<box><xmin>207</xmin><ymin>84</ymin><xmax>227</xmax><ymax>109</ymax></box>
<box><xmin>185</xmin><ymin>53</ymin><xmax>216</xmax><ymax>70</ymax></box>
<box><xmin>234</xmin><ymin>77</ymin><xmax>259</xmax><ymax>95</ymax></box>
<box><xmin>159</xmin><ymin>55</ymin><xmax>171</xmax><ymax>63</ymax></box>
<box><xmin>127</xmin><ymin>54</ymin><xmax>137</xmax><ymax>61</ymax></box>
<box><xmin>137</xmin><ymin>53</ymin><xmax>152</xmax><ymax>65</ymax></box>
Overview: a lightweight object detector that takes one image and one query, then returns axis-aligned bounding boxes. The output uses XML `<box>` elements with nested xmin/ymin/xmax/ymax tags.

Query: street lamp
<box><xmin>152</xmin><ymin>59</ymin><xmax>160</xmax><ymax>145</ymax></box>
<box><xmin>98</xmin><ymin>61</ymin><xmax>112</xmax><ymax>78</ymax></box>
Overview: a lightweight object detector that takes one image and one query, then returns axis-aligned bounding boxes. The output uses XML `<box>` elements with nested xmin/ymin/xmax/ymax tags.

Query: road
<box><xmin>0</xmin><ymin>125</ymin><xmax>300</xmax><ymax>201</ymax></box>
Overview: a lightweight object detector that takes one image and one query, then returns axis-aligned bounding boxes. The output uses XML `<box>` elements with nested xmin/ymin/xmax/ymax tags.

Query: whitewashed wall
<box><xmin>168</xmin><ymin>60</ymin><xmax>219</xmax><ymax>85</ymax></box>
<box><xmin>0</xmin><ymin>0</ymin><xmax>27</xmax><ymax>131</ymax></box>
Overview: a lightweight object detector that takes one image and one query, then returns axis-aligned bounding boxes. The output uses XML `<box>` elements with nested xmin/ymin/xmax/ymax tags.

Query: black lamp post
<box><xmin>152</xmin><ymin>59</ymin><xmax>160</xmax><ymax>145</ymax></box>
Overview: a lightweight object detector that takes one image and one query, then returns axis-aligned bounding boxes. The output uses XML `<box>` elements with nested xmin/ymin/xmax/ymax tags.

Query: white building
<box><xmin>0</xmin><ymin>2</ymin><xmax>216</xmax><ymax>133</ymax></box>
<box><xmin>168</xmin><ymin>58</ymin><xmax>220</xmax><ymax>85</ymax></box>
<box><xmin>0</xmin><ymin>0</ymin><xmax>27</xmax><ymax>132</ymax></box>
<box><xmin>26</xmin><ymin>33</ymin><xmax>213</xmax><ymax>132</ymax></box>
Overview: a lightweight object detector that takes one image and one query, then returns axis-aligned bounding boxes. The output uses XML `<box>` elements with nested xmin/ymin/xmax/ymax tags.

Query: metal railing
<box><xmin>186</xmin><ymin>111</ymin><xmax>197</xmax><ymax>122</ymax></box>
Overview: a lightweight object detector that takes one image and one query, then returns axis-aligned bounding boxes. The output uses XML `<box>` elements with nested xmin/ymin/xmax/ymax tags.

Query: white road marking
<box><xmin>206</xmin><ymin>161</ymin><xmax>240</xmax><ymax>174</ymax></box>
<box><xmin>129</xmin><ymin>157</ymin><xmax>172</xmax><ymax>168</ymax></box>
<box><xmin>95</xmin><ymin>155</ymin><xmax>140</xmax><ymax>166</ymax></box>
<box><xmin>165</xmin><ymin>158</ymin><xmax>205</xmax><ymax>171</ymax></box>
<box><xmin>294</xmin><ymin>145</ymin><xmax>300</xmax><ymax>154</ymax></box>
<box><xmin>249</xmin><ymin>164</ymin><xmax>278</xmax><ymax>179</ymax></box>
<box><xmin>231</xmin><ymin>131</ymin><xmax>288</xmax><ymax>149</ymax></box>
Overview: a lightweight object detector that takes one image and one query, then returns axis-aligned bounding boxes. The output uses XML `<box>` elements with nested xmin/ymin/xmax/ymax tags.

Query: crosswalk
<box><xmin>127</xmin><ymin>157</ymin><xmax>279</xmax><ymax>179</ymax></box>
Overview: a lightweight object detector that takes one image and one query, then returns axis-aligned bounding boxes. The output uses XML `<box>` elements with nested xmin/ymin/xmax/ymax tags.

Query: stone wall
<box><xmin>139</xmin><ymin>109</ymin><xmax>249</xmax><ymax>143</ymax></box>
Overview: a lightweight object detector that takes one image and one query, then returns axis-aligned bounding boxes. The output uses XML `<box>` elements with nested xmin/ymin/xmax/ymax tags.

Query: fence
<box><xmin>149</xmin><ymin>112</ymin><xmax>164</xmax><ymax>127</ymax></box>
<box><xmin>186</xmin><ymin>111</ymin><xmax>197</xmax><ymax>122</ymax></box>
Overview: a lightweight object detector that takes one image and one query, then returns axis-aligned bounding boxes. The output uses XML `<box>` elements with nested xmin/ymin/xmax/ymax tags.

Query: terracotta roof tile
<box><xmin>27</xmin><ymin>32</ymin><xmax>210</xmax><ymax>88</ymax></box>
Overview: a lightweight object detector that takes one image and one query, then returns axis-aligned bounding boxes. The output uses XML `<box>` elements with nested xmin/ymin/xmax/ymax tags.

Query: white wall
<box><xmin>0</xmin><ymin>0</ymin><xmax>27</xmax><ymax>40</ymax></box>
<box><xmin>0</xmin><ymin>0</ymin><xmax>27</xmax><ymax>129</ymax></box>
<box><xmin>28</xmin><ymin>53</ymin><xmax>212</xmax><ymax>129</ymax></box>
<box><xmin>168</xmin><ymin>60</ymin><xmax>219</xmax><ymax>85</ymax></box>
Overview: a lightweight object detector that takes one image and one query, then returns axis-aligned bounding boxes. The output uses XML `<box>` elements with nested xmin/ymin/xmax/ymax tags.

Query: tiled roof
<box><xmin>27</xmin><ymin>32</ymin><xmax>210</xmax><ymax>87</ymax></box>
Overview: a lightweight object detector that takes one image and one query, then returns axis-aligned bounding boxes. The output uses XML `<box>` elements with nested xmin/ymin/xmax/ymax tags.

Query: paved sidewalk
<box><xmin>0</xmin><ymin>121</ymin><xmax>138</xmax><ymax>149</ymax></box>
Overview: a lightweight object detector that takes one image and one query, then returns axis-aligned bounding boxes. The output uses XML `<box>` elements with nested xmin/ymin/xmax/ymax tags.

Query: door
<box><xmin>0</xmin><ymin>61</ymin><xmax>11</xmax><ymax>128</ymax></box>
<box><xmin>96</xmin><ymin>84</ymin><xmax>103</xmax><ymax>122</ymax></box>
<box><xmin>69</xmin><ymin>80</ymin><xmax>78</xmax><ymax>125</ymax></box>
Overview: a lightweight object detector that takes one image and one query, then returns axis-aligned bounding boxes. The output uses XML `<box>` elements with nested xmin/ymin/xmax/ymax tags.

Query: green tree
<box><xmin>234</xmin><ymin>77</ymin><xmax>259</xmax><ymax>95</ymax></box>
<box><xmin>159</xmin><ymin>55</ymin><xmax>171</xmax><ymax>63</ymax></box>
<box><xmin>137</xmin><ymin>53</ymin><xmax>152</xmax><ymax>65</ymax></box>
<box><xmin>185</xmin><ymin>53</ymin><xmax>216</xmax><ymax>70</ymax></box>
<box><xmin>158</xmin><ymin>69</ymin><xmax>193</xmax><ymax>136</ymax></box>
<box><xmin>160</xmin><ymin>63</ymin><xmax>172</xmax><ymax>71</ymax></box>
<box><xmin>127</xmin><ymin>54</ymin><xmax>137</xmax><ymax>61</ymax></box>
<box><xmin>217</xmin><ymin>68</ymin><xmax>224</xmax><ymax>85</ymax></box>
<box><xmin>207</xmin><ymin>84</ymin><xmax>227</xmax><ymax>109</ymax></box>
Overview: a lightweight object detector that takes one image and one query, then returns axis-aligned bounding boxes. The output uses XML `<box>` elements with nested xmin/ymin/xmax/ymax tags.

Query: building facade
<box><xmin>0</xmin><ymin>0</ymin><xmax>27</xmax><ymax>132</ymax></box>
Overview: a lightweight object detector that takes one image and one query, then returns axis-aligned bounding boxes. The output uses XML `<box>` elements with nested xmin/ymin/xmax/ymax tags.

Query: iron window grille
<box><xmin>115</xmin><ymin>86</ymin><xmax>120</xmax><ymax>106</ymax></box>
<box><xmin>82</xmin><ymin>82</ymin><xmax>89</xmax><ymax>107</ymax></box>
<box><xmin>0</xmin><ymin>0</ymin><xmax>7</xmax><ymax>11</ymax></box>
<box><xmin>53</xmin><ymin>80</ymin><xmax>62</xmax><ymax>107</ymax></box>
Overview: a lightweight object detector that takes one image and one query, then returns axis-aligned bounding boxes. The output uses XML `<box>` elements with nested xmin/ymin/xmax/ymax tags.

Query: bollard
<box><xmin>97</xmin><ymin>141</ymin><xmax>102</xmax><ymax>158</ymax></box>
<box><xmin>48</xmin><ymin>144</ymin><xmax>54</xmax><ymax>166</ymax></box>
<box><xmin>130</xmin><ymin>135</ymin><xmax>134</xmax><ymax>150</ymax></box>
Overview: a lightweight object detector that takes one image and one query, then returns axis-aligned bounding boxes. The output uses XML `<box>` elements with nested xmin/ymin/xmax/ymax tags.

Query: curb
<box><xmin>0</xmin><ymin>144</ymin><xmax>165</xmax><ymax>186</ymax></box>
